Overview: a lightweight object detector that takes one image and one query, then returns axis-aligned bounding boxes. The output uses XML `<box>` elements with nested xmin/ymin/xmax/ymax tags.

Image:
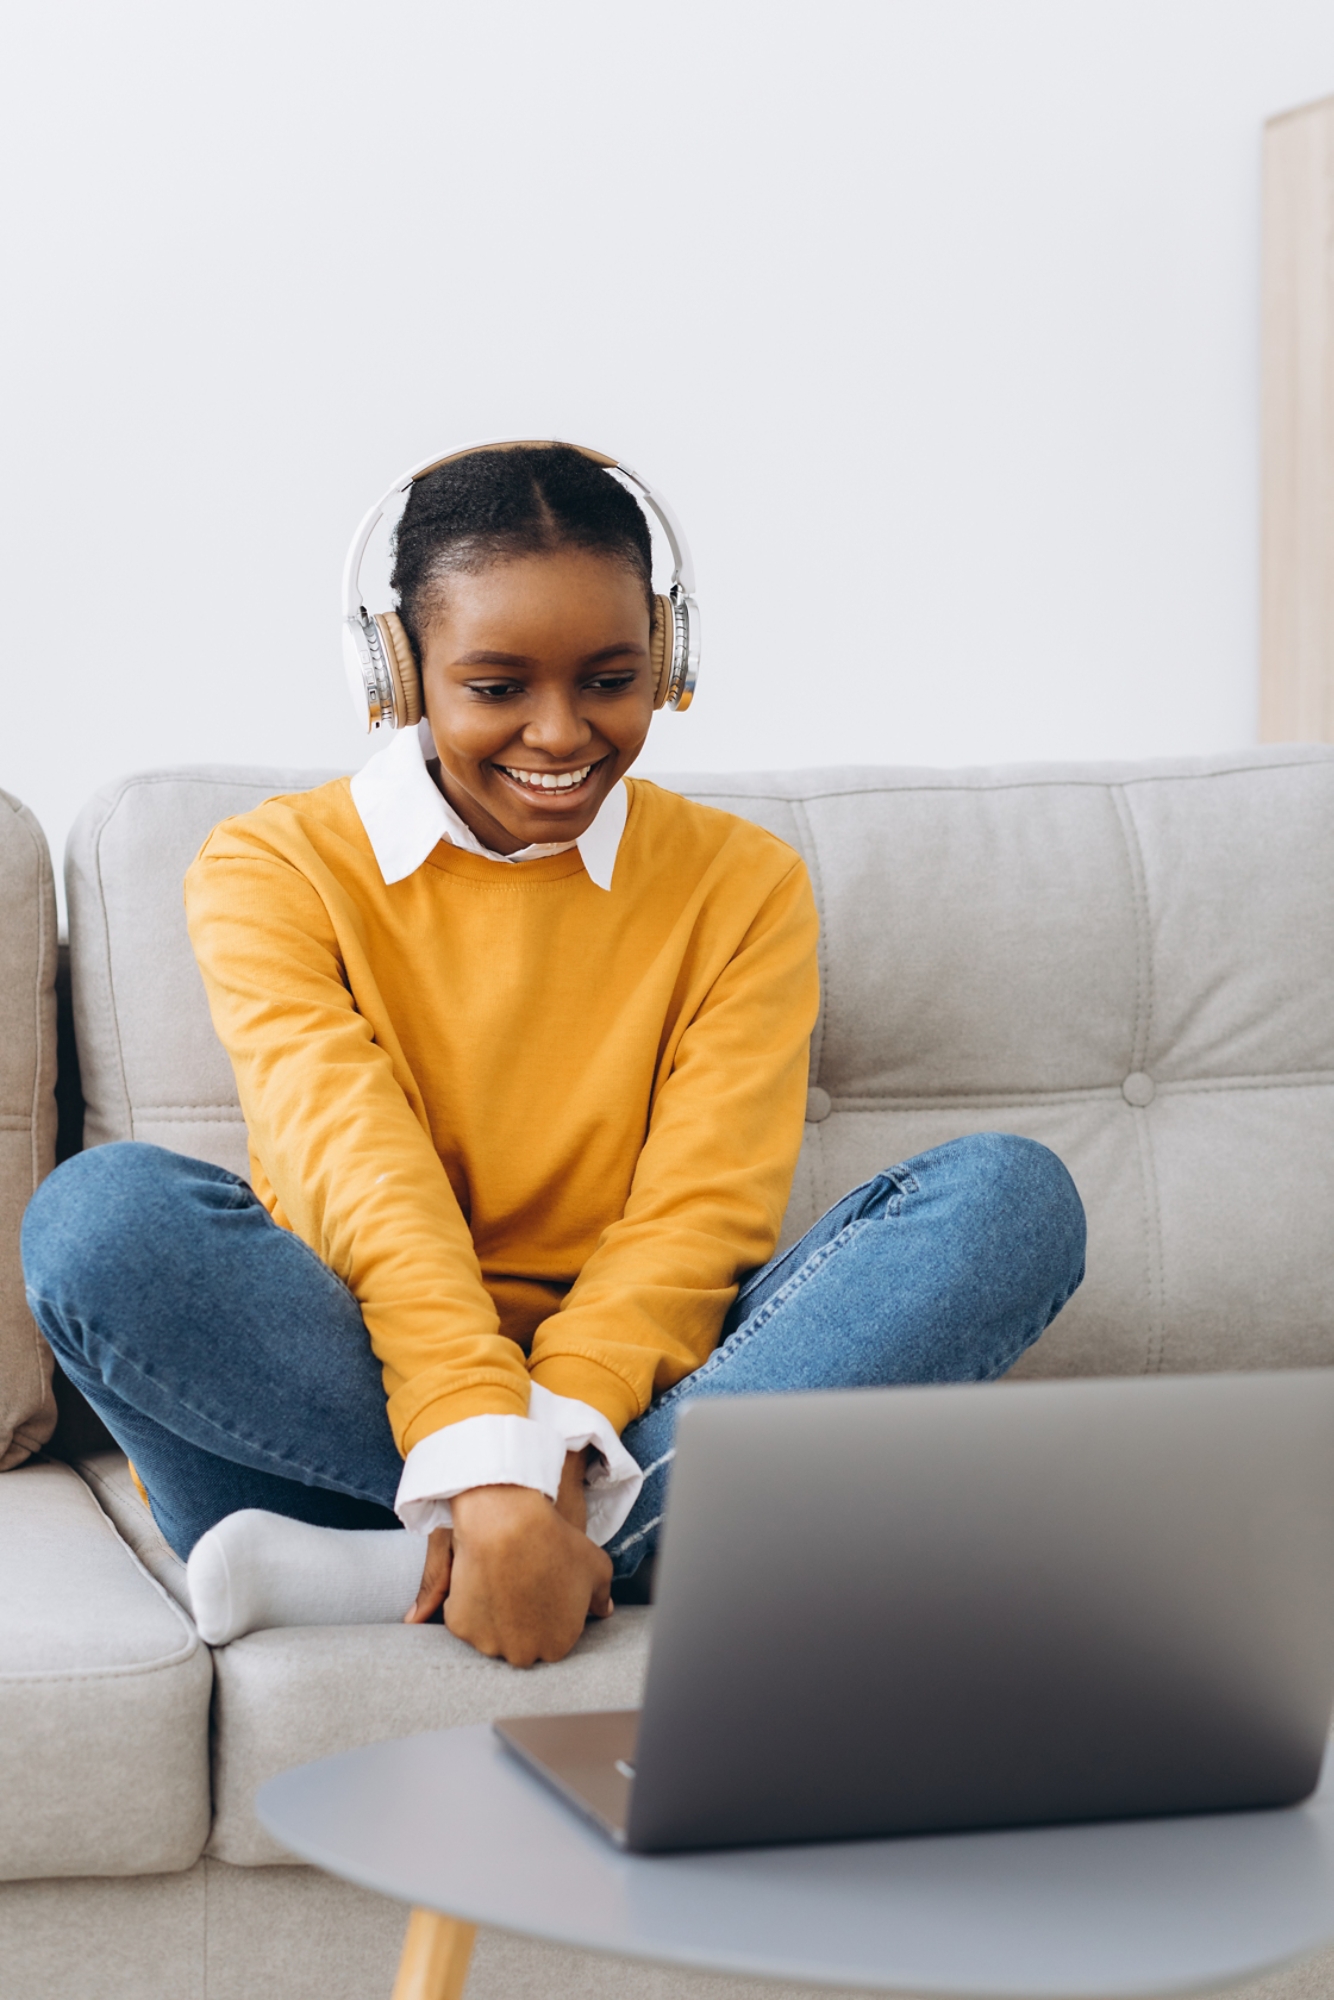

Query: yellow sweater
<box><xmin>184</xmin><ymin>776</ymin><xmax>820</xmax><ymax>1454</ymax></box>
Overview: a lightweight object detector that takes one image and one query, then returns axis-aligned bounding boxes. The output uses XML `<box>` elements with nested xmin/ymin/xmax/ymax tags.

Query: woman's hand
<box><xmin>403</xmin><ymin>1449</ymin><xmax>613</xmax><ymax>1665</ymax></box>
<box><xmin>405</xmin><ymin>1524</ymin><xmax>455</xmax><ymax>1624</ymax></box>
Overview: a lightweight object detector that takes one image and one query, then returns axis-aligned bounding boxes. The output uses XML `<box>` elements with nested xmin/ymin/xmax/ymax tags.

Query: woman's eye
<box><xmin>586</xmin><ymin>672</ymin><xmax>637</xmax><ymax>693</ymax></box>
<box><xmin>469</xmin><ymin>682</ymin><xmax>521</xmax><ymax>702</ymax></box>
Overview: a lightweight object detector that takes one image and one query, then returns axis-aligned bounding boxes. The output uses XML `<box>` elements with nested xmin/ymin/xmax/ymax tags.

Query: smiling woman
<box><xmin>417</xmin><ymin>546</ymin><xmax>654</xmax><ymax>853</ymax></box>
<box><xmin>22</xmin><ymin>440</ymin><xmax>1085</xmax><ymax>1675</ymax></box>
<box><xmin>382</xmin><ymin>446</ymin><xmax>677</xmax><ymax>852</ymax></box>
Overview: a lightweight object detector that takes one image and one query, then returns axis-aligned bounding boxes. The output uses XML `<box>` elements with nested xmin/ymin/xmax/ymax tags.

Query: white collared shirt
<box><xmin>350</xmin><ymin>719</ymin><xmax>642</xmax><ymax>1545</ymax></box>
<box><xmin>351</xmin><ymin>717</ymin><xmax>627</xmax><ymax>890</ymax></box>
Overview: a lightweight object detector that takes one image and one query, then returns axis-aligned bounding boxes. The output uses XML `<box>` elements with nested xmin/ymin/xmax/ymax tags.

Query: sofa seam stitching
<box><xmin>76</xmin><ymin>1455</ymin><xmax>190</xmax><ymax>1590</ymax></box>
<box><xmin>95</xmin><ymin>801</ymin><xmax>137</xmax><ymax>1145</ymax></box>
<box><xmin>0</xmin><ymin>1654</ymin><xmax>207</xmax><ymax>1685</ymax></box>
<box><xmin>25</xmin><ymin>804</ymin><xmax>45</xmax><ymax>1195</ymax></box>
<box><xmin>1110</xmin><ymin>787</ymin><xmax>1154</xmax><ymax>1073</ymax></box>
<box><xmin>673</xmin><ymin>755</ymin><xmax>1334</xmax><ymax>805</ymax></box>
<box><xmin>815</xmin><ymin>1074</ymin><xmax>1334</xmax><ymax>1108</ymax></box>
<box><xmin>1132</xmin><ymin>1103</ymin><xmax>1170</xmax><ymax>1374</ymax></box>
<box><xmin>1110</xmin><ymin>785</ymin><xmax>1167</xmax><ymax>1371</ymax></box>
<box><xmin>17</xmin><ymin>802</ymin><xmax>55</xmax><ymax>1431</ymax></box>
<box><xmin>130</xmin><ymin>1106</ymin><xmax>246</xmax><ymax>1118</ymax></box>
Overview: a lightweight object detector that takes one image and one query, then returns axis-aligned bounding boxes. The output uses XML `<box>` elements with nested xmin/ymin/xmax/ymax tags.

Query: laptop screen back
<box><xmin>625</xmin><ymin>1373</ymin><xmax>1334</xmax><ymax>1851</ymax></box>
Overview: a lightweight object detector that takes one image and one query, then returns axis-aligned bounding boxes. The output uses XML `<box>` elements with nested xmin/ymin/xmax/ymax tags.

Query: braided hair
<box><xmin>390</xmin><ymin>444</ymin><xmax>654</xmax><ymax>656</ymax></box>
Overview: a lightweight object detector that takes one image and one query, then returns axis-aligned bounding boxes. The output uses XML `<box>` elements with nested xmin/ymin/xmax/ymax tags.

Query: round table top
<box><xmin>257</xmin><ymin>1724</ymin><xmax>1334</xmax><ymax>1997</ymax></box>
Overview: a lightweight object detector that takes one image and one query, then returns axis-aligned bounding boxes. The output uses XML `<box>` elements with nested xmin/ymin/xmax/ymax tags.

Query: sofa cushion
<box><xmin>0</xmin><ymin>1459</ymin><xmax>212</xmax><ymax>1878</ymax></box>
<box><xmin>66</xmin><ymin>749</ymin><xmax>1334</xmax><ymax>1381</ymax></box>
<box><xmin>207</xmin><ymin>1607</ymin><xmax>651</xmax><ymax>1865</ymax></box>
<box><xmin>0</xmin><ymin>789</ymin><xmax>58</xmax><ymax>1468</ymax></box>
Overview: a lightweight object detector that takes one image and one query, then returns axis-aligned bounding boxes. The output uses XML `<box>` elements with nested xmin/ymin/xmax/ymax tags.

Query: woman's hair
<box><xmin>390</xmin><ymin>444</ymin><xmax>653</xmax><ymax>654</ymax></box>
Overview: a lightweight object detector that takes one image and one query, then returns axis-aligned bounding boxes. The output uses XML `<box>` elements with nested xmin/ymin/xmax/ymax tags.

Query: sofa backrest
<box><xmin>67</xmin><ymin>767</ymin><xmax>339</xmax><ymax>1172</ymax></box>
<box><xmin>66</xmin><ymin>749</ymin><xmax>1334</xmax><ymax>1383</ymax></box>
<box><xmin>0</xmin><ymin>789</ymin><xmax>57</xmax><ymax>1468</ymax></box>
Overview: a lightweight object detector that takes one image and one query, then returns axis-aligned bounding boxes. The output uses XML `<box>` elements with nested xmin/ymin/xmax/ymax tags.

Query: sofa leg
<box><xmin>391</xmin><ymin>1908</ymin><xmax>477</xmax><ymax>1999</ymax></box>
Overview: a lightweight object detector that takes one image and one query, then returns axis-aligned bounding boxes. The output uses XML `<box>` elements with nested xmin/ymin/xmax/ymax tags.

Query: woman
<box><xmin>22</xmin><ymin>444</ymin><xmax>1085</xmax><ymax>1667</ymax></box>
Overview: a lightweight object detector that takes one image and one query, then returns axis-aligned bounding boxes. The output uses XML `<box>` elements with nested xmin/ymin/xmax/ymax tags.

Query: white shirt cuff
<box><xmin>527</xmin><ymin>1382</ymin><xmax>644</xmax><ymax>1546</ymax></box>
<box><xmin>393</xmin><ymin>1385</ymin><xmax>644</xmax><ymax>1546</ymax></box>
<box><xmin>394</xmin><ymin>1414</ymin><xmax>565</xmax><ymax>1533</ymax></box>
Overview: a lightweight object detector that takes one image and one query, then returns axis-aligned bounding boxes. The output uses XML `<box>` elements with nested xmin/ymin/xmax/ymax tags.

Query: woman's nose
<box><xmin>523</xmin><ymin>695</ymin><xmax>592</xmax><ymax>756</ymax></box>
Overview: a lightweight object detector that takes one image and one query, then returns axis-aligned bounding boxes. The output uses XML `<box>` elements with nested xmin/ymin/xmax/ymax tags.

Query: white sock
<box><xmin>186</xmin><ymin>1509</ymin><xmax>429</xmax><ymax>1645</ymax></box>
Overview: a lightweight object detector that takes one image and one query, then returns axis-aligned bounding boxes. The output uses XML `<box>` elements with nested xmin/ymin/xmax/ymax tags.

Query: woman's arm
<box><xmin>528</xmin><ymin>857</ymin><xmax>821</xmax><ymax>1426</ymax></box>
<box><xmin>431</xmin><ymin>858</ymin><xmax>817</xmax><ymax>1665</ymax></box>
<box><xmin>185</xmin><ymin>832</ymin><xmax>534</xmax><ymax>1449</ymax></box>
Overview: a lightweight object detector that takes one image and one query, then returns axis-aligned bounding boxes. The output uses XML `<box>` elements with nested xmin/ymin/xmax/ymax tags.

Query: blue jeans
<box><xmin>22</xmin><ymin>1134</ymin><xmax>1085</xmax><ymax>1571</ymax></box>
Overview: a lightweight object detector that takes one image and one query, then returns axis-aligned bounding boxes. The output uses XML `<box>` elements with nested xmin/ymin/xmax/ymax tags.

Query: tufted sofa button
<box><xmin>805</xmin><ymin>1086</ymin><xmax>832</xmax><ymax>1123</ymax></box>
<box><xmin>1122</xmin><ymin>1072</ymin><xmax>1156</xmax><ymax>1107</ymax></box>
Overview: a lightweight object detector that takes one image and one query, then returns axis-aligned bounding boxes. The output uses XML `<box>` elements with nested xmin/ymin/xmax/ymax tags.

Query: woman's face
<box><xmin>418</xmin><ymin>547</ymin><xmax>656</xmax><ymax>855</ymax></box>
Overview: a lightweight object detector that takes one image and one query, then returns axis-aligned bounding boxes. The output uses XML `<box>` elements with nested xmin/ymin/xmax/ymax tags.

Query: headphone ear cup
<box><xmin>375</xmin><ymin>613</ymin><xmax>422</xmax><ymax>729</ymax></box>
<box><xmin>650</xmin><ymin>595</ymin><xmax>673</xmax><ymax>710</ymax></box>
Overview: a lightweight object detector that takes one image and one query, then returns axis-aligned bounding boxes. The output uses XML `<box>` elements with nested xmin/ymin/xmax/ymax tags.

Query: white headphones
<box><xmin>341</xmin><ymin>437</ymin><xmax>701</xmax><ymax>733</ymax></box>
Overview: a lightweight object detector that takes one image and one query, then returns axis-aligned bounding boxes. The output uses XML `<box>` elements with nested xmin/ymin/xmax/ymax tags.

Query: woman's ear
<box><xmin>649</xmin><ymin>595</ymin><xmax>673</xmax><ymax>710</ymax></box>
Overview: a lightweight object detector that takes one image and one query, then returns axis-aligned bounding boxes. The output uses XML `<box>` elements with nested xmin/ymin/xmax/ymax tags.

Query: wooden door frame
<box><xmin>1262</xmin><ymin>94</ymin><xmax>1334</xmax><ymax>742</ymax></box>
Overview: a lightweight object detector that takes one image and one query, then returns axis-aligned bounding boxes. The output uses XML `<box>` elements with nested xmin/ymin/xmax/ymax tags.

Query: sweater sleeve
<box><xmin>184</xmin><ymin>831</ymin><xmax>532</xmax><ymax>1453</ymax></box>
<box><xmin>527</xmin><ymin>857</ymin><xmax>820</xmax><ymax>1431</ymax></box>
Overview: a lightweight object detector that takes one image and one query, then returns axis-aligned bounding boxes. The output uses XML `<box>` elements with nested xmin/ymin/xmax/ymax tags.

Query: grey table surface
<box><xmin>257</xmin><ymin>1725</ymin><xmax>1334</xmax><ymax>1997</ymax></box>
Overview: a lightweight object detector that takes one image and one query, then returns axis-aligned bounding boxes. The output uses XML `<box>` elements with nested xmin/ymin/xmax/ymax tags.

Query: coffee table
<box><xmin>257</xmin><ymin>1724</ymin><xmax>1334</xmax><ymax>2000</ymax></box>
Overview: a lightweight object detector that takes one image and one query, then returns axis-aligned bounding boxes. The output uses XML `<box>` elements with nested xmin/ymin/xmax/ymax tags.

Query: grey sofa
<box><xmin>5</xmin><ymin>747</ymin><xmax>1334</xmax><ymax>2000</ymax></box>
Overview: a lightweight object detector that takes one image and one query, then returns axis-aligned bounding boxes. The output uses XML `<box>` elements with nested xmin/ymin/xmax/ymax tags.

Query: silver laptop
<box><xmin>496</xmin><ymin>1372</ymin><xmax>1334</xmax><ymax>1852</ymax></box>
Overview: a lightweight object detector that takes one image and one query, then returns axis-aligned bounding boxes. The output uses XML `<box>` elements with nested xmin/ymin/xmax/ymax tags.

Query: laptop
<box><xmin>495</xmin><ymin>1371</ymin><xmax>1334</xmax><ymax>1852</ymax></box>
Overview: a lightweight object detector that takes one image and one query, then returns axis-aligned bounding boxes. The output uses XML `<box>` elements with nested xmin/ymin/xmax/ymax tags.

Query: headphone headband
<box><xmin>341</xmin><ymin>436</ymin><xmax>696</xmax><ymax>622</ymax></box>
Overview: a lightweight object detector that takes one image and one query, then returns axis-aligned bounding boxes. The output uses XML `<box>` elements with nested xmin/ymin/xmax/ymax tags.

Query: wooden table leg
<box><xmin>391</xmin><ymin>1908</ymin><xmax>477</xmax><ymax>2000</ymax></box>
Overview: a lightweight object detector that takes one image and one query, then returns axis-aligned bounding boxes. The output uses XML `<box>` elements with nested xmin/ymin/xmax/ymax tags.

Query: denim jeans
<box><xmin>22</xmin><ymin>1134</ymin><xmax>1085</xmax><ymax>1570</ymax></box>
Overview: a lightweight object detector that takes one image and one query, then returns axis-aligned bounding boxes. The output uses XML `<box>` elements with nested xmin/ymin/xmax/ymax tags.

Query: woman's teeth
<box><xmin>498</xmin><ymin>764</ymin><xmax>594</xmax><ymax>792</ymax></box>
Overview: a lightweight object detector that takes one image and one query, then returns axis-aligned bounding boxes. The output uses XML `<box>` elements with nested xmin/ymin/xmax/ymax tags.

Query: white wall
<box><xmin>4</xmin><ymin>0</ymin><xmax>1334</xmax><ymax>901</ymax></box>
